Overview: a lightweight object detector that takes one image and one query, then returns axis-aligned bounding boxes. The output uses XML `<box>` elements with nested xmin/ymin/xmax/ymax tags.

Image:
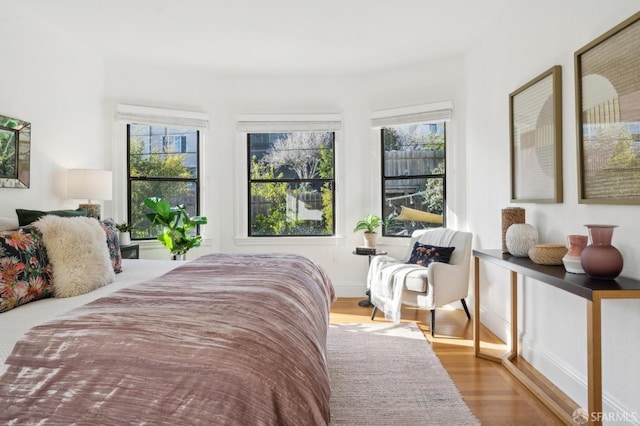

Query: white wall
<box><xmin>3</xmin><ymin>0</ymin><xmax>639</xmax><ymax>420</ymax></box>
<box><xmin>103</xmin><ymin>57</ymin><xmax>467</xmax><ymax>297</ymax></box>
<box><xmin>466</xmin><ymin>0</ymin><xmax>640</xmax><ymax>419</ymax></box>
<box><xmin>0</xmin><ymin>1</ymin><xmax>106</xmax><ymax>215</ymax></box>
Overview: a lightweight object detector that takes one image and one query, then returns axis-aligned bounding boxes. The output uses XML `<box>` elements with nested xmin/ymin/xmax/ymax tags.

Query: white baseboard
<box><xmin>520</xmin><ymin>338</ymin><xmax>640</xmax><ymax>425</ymax></box>
<box><xmin>477</xmin><ymin>306</ymin><xmax>512</xmax><ymax>345</ymax></box>
<box><xmin>333</xmin><ymin>281</ymin><xmax>368</xmax><ymax>298</ymax></box>
<box><xmin>475</xmin><ymin>310</ymin><xmax>639</xmax><ymax>424</ymax></box>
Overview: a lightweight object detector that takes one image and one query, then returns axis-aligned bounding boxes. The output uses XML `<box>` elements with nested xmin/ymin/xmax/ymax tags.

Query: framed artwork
<box><xmin>0</xmin><ymin>114</ymin><xmax>31</xmax><ymax>188</ymax></box>
<box><xmin>575</xmin><ymin>11</ymin><xmax>640</xmax><ymax>204</ymax></box>
<box><xmin>510</xmin><ymin>65</ymin><xmax>563</xmax><ymax>203</ymax></box>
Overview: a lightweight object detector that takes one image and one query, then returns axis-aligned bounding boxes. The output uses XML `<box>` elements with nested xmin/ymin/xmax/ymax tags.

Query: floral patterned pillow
<box><xmin>0</xmin><ymin>226</ymin><xmax>53</xmax><ymax>313</ymax></box>
<box><xmin>406</xmin><ymin>242</ymin><xmax>455</xmax><ymax>267</ymax></box>
<box><xmin>100</xmin><ymin>218</ymin><xmax>122</xmax><ymax>274</ymax></box>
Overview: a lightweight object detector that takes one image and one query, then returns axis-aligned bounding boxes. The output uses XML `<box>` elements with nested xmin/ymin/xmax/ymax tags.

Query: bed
<box><xmin>0</xmin><ymin>226</ymin><xmax>335</xmax><ymax>425</ymax></box>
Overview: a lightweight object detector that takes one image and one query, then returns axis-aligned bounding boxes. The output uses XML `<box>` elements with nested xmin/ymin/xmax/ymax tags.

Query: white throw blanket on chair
<box><xmin>368</xmin><ymin>228</ymin><xmax>458</xmax><ymax>323</ymax></box>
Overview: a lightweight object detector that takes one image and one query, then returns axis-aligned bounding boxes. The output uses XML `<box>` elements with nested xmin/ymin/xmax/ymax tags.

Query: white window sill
<box><xmin>234</xmin><ymin>235</ymin><xmax>347</xmax><ymax>246</ymax></box>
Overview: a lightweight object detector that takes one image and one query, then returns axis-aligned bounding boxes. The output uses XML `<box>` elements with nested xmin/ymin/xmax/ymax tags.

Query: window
<box><xmin>127</xmin><ymin>124</ymin><xmax>200</xmax><ymax>240</ymax></box>
<box><xmin>381</xmin><ymin>122</ymin><xmax>446</xmax><ymax>237</ymax></box>
<box><xmin>247</xmin><ymin>131</ymin><xmax>335</xmax><ymax>236</ymax></box>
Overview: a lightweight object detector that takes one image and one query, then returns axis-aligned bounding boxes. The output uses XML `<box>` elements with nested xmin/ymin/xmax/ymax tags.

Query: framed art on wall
<box><xmin>510</xmin><ymin>65</ymin><xmax>563</xmax><ymax>203</ymax></box>
<box><xmin>575</xmin><ymin>11</ymin><xmax>640</xmax><ymax>204</ymax></box>
<box><xmin>0</xmin><ymin>114</ymin><xmax>31</xmax><ymax>189</ymax></box>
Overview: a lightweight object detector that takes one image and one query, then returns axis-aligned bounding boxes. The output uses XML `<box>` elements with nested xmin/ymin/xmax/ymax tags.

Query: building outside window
<box><xmin>381</xmin><ymin>122</ymin><xmax>446</xmax><ymax>237</ymax></box>
<box><xmin>247</xmin><ymin>131</ymin><xmax>335</xmax><ymax>236</ymax></box>
<box><xmin>126</xmin><ymin>124</ymin><xmax>200</xmax><ymax>239</ymax></box>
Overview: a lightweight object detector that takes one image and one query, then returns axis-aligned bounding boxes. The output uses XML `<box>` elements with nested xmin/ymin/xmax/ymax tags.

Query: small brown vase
<box><xmin>501</xmin><ymin>207</ymin><xmax>525</xmax><ymax>253</ymax></box>
<box><xmin>580</xmin><ymin>225</ymin><xmax>623</xmax><ymax>279</ymax></box>
<box><xmin>566</xmin><ymin>235</ymin><xmax>588</xmax><ymax>257</ymax></box>
<box><xmin>562</xmin><ymin>234</ymin><xmax>588</xmax><ymax>274</ymax></box>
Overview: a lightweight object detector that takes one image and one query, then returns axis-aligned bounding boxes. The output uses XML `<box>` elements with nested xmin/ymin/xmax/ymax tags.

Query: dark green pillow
<box><xmin>16</xmin><ymin>208</ymin><xmax>88</xmax><ymax>226</ymax></box>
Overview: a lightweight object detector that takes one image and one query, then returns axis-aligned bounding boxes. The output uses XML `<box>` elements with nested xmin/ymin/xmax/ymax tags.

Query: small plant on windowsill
<box><xmin>144</xmin><ymin>197</ymin><xmax>208</xmax><ymax>260</ymax></box>
<box><xmin>116</xmin><ymin>223</ymin><xmax>133</xmax><ymax>233</ymax></box>
<box><xmin>116</xmin><ymin>223</ymin><xmax>134</xmax><ymax>246</ymax></box>
<box><xmin>353</xmin><ymin>214</ymin><xmax>382</xmax><ymax>248</ymax></box>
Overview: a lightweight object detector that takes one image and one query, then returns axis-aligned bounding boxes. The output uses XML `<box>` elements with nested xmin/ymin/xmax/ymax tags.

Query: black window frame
<box><xmin>246</xmin><ymin>131</ymin><xmax>336</xmax><ymax>237</ymax></box>
<box><xmin>380</xmin><ymin>122</ymin><xmax>447</xmax><ymax>237</ymax></box>
<box><xmin>126</xmin><ymin>123</ymin><xmax>201</xmax><ymax>241</ymax></box>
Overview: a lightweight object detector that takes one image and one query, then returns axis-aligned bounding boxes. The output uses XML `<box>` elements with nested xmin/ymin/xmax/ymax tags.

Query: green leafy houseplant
<box><xmin>116</xmin><ymin>223</ymin><xmax>134</xmax><ymax>233</ymax></box>
<box><xmin>353</xmin><ymin>214</ymin><xmax>382</xmax><ymax>233</ymax></box>
<box><xmin>354</xmin><ymin>214</ymin><xmax>382</xmax><ymax>249</ymax></box>
<box><xmin>144</xmin><ymin>197</ymin><xmax>208</xmax><ymax>256</ymax></box>
<box><xmin>116</xmin><ymin>222</ymin><xmax>134</xmax><ymax>245</ymax></box>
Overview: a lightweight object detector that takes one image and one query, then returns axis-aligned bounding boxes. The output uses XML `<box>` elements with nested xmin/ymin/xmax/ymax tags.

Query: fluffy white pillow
<box><xmin>34</xmin><ymin>216</ymin><xmax>116</xmax><ymax>298</ymax></box>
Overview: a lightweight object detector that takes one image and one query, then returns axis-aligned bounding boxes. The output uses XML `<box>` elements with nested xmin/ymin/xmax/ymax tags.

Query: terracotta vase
<box><xmin>562</xmin><ymin>234</ymin><xmax>588</xmax><ymax>274</ymax></box>
<box><xmin>363</xmin><ymin>232</ymin><xmax>377</xmax><ymax>248</ymax></box>
<box><xmin>580</xmin><ymin>225</ymin><xmax>623</xmax><ymax>279</ymax></box>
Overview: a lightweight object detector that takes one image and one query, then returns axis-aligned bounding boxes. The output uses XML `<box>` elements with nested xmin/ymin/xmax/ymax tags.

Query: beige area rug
<box><xmin>327</xmin><ymin>322</ymin><xmax>480</xmax><ymax>425</ymax></box>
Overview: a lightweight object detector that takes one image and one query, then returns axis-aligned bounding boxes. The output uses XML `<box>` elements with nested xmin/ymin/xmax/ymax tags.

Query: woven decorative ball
<box><xmin>505</xmin><ymin>223</ymin><xmax>538</xmax><ymax>257</ymax></box>
<box><xmin>528</xmin><ymin>244</ymin><xmax>568</xmax><ymax>265</ymax></box>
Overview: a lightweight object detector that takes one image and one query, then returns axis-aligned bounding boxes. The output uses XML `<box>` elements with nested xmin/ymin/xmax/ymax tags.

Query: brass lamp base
<box><xmin>79</xmin><ymin>203</ymin><xmax>101</xmax><ymax>220</ymax></box>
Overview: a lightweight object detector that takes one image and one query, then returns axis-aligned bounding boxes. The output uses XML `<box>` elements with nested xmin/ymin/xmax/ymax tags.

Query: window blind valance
<box><xmin>117</xmin><ymin>104</ymin><xmax>209</xmax><ymax>130</ymax></box>
<box><xmin>236</xmin><ymin>114</ymin><xmax>342</xmax><ymax>132</ymax></box>
<box><xmin>371</xmin><ymin>101</ymin><xmax>453</xmax><ymax>128</ymax></box>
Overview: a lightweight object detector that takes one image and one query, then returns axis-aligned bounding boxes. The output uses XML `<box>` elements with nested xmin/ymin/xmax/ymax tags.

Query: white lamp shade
<box><xmin>67</xmin><ymin>169</ymin><xmax>113</xmax><ymax>201</ymax></box>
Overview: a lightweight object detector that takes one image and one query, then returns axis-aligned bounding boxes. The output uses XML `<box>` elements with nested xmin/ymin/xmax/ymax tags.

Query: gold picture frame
<box><xmin>510</xmin><ymin>65</ymin><xmax>563</xmax><ymax>203</ymax></box>
<box><xmin>575</xmin><ymin>12</ymin><xmax>640</xmax><ymax>204</ymax></box>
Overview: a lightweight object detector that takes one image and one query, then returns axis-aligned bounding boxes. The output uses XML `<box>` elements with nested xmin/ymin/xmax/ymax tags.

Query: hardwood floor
<box><xmin>330</xmin><ymin>298</ymin><xmax>565</xmax><ymax>425</ymax></box>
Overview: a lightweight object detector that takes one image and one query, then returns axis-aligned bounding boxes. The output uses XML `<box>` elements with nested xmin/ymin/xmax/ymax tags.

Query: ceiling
<box><xmin>19</xmin><ymin>0</ymin><xmax>510</xmax><ymax>76</ymax></box>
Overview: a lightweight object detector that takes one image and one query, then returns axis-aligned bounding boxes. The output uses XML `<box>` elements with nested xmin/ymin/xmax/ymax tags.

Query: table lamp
<box><xmin>67</xmin><ymin>169</ymin><xmax>112</xmax><ymax>219</ymax></box>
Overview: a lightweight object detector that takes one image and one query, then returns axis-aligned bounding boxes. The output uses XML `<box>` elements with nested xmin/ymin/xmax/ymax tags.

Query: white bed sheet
<box><xmin>0</xmin><ymin>259</ymin><xmax>182</xmax><ymax>372</ymax></box>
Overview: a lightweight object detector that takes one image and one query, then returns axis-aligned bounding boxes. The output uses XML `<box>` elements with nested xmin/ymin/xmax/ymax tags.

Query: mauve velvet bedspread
<box><xmin>0</xmin><ymin>253</ymin><xmax>335</xmax><ymax>425</ymax></box>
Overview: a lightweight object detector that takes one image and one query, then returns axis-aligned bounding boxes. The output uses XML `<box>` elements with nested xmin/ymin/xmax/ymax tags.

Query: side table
<box><xmin>353</xmin><ymin>249</ymin><xmax>387</xmax><ymax>307</ymax></box>
<box><xmin>120</xmin><ymin>244</ymin><xmax>140</xmax><ymax>259</ymax></box>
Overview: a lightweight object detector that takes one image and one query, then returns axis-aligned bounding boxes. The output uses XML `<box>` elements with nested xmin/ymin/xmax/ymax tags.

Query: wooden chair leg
<box><xmin>370</xmin><ymin>306</ymin><xmax>378</xmax><ymax>320</ymax></box>
<box><xmin>461</xmin><ymin>298</ymin><xmax>471</xmax><ymax>320</ymax></box>
<box><xmin>430</xmin><ymin>309</ymin><xmax>435</xmax><ymax>337</ymax></box>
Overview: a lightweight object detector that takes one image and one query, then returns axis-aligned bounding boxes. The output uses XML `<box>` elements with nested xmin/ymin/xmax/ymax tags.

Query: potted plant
<box><xmin>144</xmin><ymin>197</ymin><xmax>208</xmax><ymax>260</ymax></box>
<box><xmin>116</xmin><ymin>223</ymin><xmax>134</xmax><ymax>246</ymax></box>
<box><xmin>353</xmin><ymin>214</ymin><xmax>382</xmax><ymax>248</ymax></box>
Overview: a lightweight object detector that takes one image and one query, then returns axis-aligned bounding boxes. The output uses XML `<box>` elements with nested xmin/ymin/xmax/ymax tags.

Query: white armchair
<box><xmin>368</xmin><ymin>228</ymin><xmax>473</xmax><ymax>336</ymax></box>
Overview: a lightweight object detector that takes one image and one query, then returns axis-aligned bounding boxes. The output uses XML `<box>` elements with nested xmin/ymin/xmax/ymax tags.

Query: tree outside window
<box><xmin>127</xmin><ymin>124</ymin><xmax>200</xmax><ymax>240</ymax></box>
<box><xmin>382</xmin><ymin>122</ymin><xmax>446</xmax><ymax>237</ymax></box>
<box><xmin>248</xmin><ymin>131</ymin><xmax>335</xmax><ymax>236</ymax></box>
<box><xmin>0</xmin><ymin>130</ymin><xmax>16</xmax><ymax>177</ymax></box>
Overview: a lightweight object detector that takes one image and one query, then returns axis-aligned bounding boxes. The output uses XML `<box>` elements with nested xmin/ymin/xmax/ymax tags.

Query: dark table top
<box><xmin>473</xmin><ymin>249</ymin><xmax>640</xmax><ymax>300</ymax></box>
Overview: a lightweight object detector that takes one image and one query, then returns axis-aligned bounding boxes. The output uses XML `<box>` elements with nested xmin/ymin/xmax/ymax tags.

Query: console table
<box><xmin>473</xmin><ymin>249</ymin><xmax>640</xmax><ymax>426</ymax></box>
